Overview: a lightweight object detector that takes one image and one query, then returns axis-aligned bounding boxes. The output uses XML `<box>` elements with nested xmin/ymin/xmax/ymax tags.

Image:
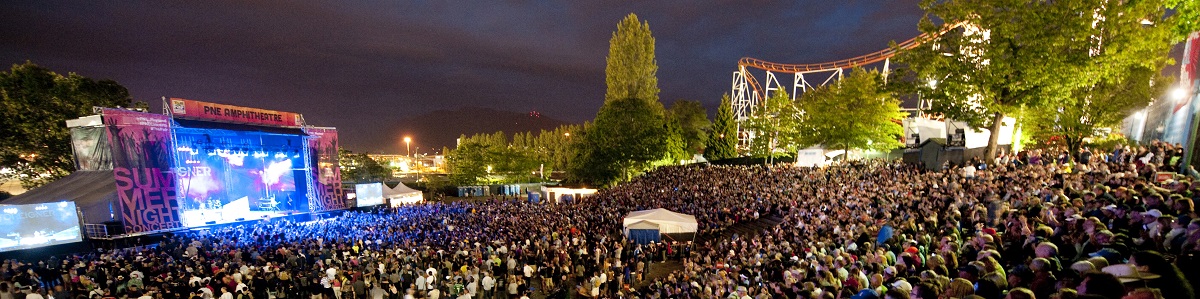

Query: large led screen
<box><xmin>172</xmin><ymin>129</ymin><xmax>312</xmax><ymax>227</ymax></box>
<box><xmin>355</xmin><ymin>183</ymin><xmax>384</xmax><ymax>207</ymax></box>
<box><xmin>0</xmin><ymin>202</ymin><xmax>83</xmax><ymax>252</ymax></box>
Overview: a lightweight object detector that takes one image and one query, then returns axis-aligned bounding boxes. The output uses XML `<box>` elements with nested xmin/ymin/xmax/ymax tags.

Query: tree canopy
<box><xmin>605</xmin><ymin>13</ymin><xmax>659</xmax><ymax>105</ymax></box>
<box><xmin>705</xmin><ymin>94</ymin><xmax>739</xmax><ymax>160</ymax></box>
<box><xmin>337</xmin><ymin>149</ymin><xmax>392</xmax><ymax>183</ymax></box>
<box><xmin>796</xmin><ymin>68</ymin><xmax>907</xmax><ymax>156</ymax></box>
<box><xmin>570</xmin><ymin>97</ymin><xmax>668</xmax><ymax>186</ymax></box>
<box><xmin>1024</xmin><ymin>0</ymin><xmax>1181</xmax><ymax>161</ymax></box>
<box><xmin>0</xmin><ymin>62</ymin><xmax>134</xmax><ymax>188</ymax></box>
<box><xmin>744</xmin><ymin>90</ymin><xmax>804</xmax><ymax>158</ymax></box>
<box><xmin>897</xmin><ymin>0</ymin><xmax>1091</xmax><ymax>160</ymax></box>
<box><xmin>668</xmin><ymin>99</ymin><xmax>711</xmax><ymax>157</ymax></box>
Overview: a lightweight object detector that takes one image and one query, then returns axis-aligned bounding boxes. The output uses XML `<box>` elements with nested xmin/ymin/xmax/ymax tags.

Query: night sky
<box><xmin>0</xmin><ymin>1</ymin><xmax>925</xmax><ymax>153</ymax></box>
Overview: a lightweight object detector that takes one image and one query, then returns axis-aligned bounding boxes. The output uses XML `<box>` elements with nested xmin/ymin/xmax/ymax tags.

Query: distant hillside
<box><xmin>374</xmin><ymin>107</ymin><xmax>571</xmax><ymax>153</ymax></box>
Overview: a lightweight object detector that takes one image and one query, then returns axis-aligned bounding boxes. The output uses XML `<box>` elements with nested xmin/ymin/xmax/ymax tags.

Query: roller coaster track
<box><xmin>730</xmin><ymin>22</ymin><xmax>965</xmax><ymax>149</ymax></box>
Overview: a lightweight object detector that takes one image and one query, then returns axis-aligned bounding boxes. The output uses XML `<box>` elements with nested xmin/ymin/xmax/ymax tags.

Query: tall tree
<box><xmin>570</xmin><ymin>97</ymin><xmax>668</xmax><ymax>186</ymax></box>
<box><xmin>796</xmin><ymin>68</ymin><xmax>906</xmax><ymax>157</ymax></box>
<box><xmin>897</xmin><ymin>0</ymin><xmax>1088</xmax><ymax>160</ymax></box>
<box><xmin>0</xmin><ymin>62</ymin><xmax>134</xmax><ymax>188</ymax></box>
<box><xmin>1026</xmin><ymin>0</ymin><xmax>1186</xmax><ymax>162</ymax></box>
<box><xmin>668</xmin><ymin>100</ymin><xmax>711</xmax><ymax>156</ymax></box>
<box><xmin>706</xmin><ymin>94</ymin><xmax>739</xmax><ymax>160</ymax></box>
<box><xmin>605</xmin><ymin>13</ymin><xmax>659</xmax><ymax>105</ymax></box>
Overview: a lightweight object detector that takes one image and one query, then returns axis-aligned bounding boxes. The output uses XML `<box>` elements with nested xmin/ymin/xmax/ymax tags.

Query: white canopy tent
<box><xmin>384</xmin><ymin>182</ymin><xmax>424</xmax><ymax>206</ymax></box>
<box><xmin>622</xmin><ymin>208</ymin><xmax>698</xmax><ymax>234</ymax></box>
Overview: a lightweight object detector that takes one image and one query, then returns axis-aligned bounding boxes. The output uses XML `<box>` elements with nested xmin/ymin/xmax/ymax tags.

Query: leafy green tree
<box><xmin>706</xmin><ymin>94</ymin><xmax>738</xmax><ymax>159</ymax></box>
<box><xmin>796</xmin><ymin>68</ymin><xmax>906</xmax><ymax>157</ymax></box>
<box><xmin>897</xmin><ymin>0</ymin><xmax>1090</xmax><ymax>160</ymax></box>
<box><xmin>605</xmin><ymin>13</ymin><xmax>659</xmax><ymax>105</ymax></box>
<box><xmin>663</xmin><ymin>115</ymin><xmax>688</xmax><ymax>163</ymax></box>
<box><xmin>744</xmin><ymin>90</ymin><xmax>803</xmax><ymax>159</ymax></box>
<box><xmin>0</xmin><ymin>62</ymin><xmax>134</xmax><ymax>188</ymax></box>
<box><xmin>1025</xmin><ymin>0</ymin><xmax>1185</xmax><ymax>162</ymax></box>
<box><xmin>570</xmin><ymin>97</ymin><xmax>668</xmax><ymax>186</ymax></box>
<box><xmin>668</xmin><ymin>100</ymin><xmax>711</xmax><ymax>156</ymax></box>
<box><xmin>338</xmin><ymin>149</ymin><xmax>391</xmax><ymax>183</ymax></box>
<box><xmin>1166</xmin><ymin>0</ymin><xmax>1200</xmax><ymax>39</ymax></box>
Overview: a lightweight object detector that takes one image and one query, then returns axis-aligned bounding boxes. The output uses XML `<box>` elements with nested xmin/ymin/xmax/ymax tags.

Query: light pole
<box><xmin>404</xmin><ymin>137</ymin><xmax>412</xmax><ymax>158</ymax></box>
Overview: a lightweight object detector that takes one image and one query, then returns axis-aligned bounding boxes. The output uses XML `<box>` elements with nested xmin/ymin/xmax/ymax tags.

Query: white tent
<box><xmin>622</xmin><ymin>208</ymin><xmax>698</xmax><ymax>234</ymax></box>
<box><xmin>384</xmin><ymin>182</ymin><xmax>424</xmax><ymax>206</ymax></box>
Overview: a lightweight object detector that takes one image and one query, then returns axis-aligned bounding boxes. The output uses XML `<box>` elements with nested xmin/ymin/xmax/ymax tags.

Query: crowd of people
<box><xmin>1</xmin><ymin>142</ymin><xmax>1199</xmax><ymax>299</ymax></box>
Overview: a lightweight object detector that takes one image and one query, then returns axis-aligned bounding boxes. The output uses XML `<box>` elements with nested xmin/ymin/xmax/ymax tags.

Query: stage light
<box><xmin>1172</xmin><ymin>87</ymin><xmax>1189</xmax><ymax>102</ymax></box>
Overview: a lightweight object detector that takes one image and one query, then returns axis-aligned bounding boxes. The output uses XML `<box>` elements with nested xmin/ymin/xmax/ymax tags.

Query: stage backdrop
<box><xmin>102</xmin><ymin>109</ymin><xmax>183</xmax><ymax>234</ymax></box>
<box><xmin>307</xmin><ymin>127</ymin><xmax>345</xmax><ymax>211</ymax></box>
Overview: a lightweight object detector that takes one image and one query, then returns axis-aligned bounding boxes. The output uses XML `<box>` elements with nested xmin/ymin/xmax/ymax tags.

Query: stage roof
<box><xmin>174</xmin><ymin>119</ymin><xmax>308</xmax><ymax>136</ymax></box>
<box><xmin>2</xmin><ymin>171</ymin><xmax>118</xmax><ymax>224</ymax></box>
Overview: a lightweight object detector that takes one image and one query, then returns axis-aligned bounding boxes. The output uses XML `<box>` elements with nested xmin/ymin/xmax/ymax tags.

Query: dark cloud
<box><xmin>0</xmin><ymin>1</ymin><xmax>925</xmax><ymax>152</ymax></box>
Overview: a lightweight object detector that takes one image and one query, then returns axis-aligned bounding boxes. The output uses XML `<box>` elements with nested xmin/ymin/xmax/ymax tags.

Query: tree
<box><xmin>897</xmin><ymin>0</ymin><xmax>1090</xmax><ymax>160</ymax></box>
<box><xmin>338</xmin><ymin>149</ymin><xmax>391</xmax><ymax>183</ymax></box>
<box><xmin>706</xmin><ymin>94</ymin><xmax>739</xmax><ymax>160</ymax></box>
<box><xmin>796</xmin><ymin>68</ymin><xmax>906</xmax><ymax>157</ymax></box>
<box><xmin>570</xmin><ymin>97</ymin><xmax>668</xmax><ymax>186</ymax></box>
<box><xmin>663</xmin><ymin>115</ymin><xmax>689</xmax><ymax>163</ymax></box>
<box><xmin>605</xmin><ymin>13</ymin><xmax>659</xmax><ymax>105</ymax></box>
<box><xmin>1025</xmin><ymin>0</ymin><xmax>1184</xmax><ymax>162</ymax></box>
<box><xmin>744</xmin><ymin>90</ymin><xmax>803</xmax><ymax>159</ymax></box>
<box><xmin>0</xmin><ymin>62</ymin><xmax>134</xmax><ymax>188</ymax></box>
<box><xmin>668</xmin><ymin>100</ymin><xmax>711</xmax><ymax>156</ymax></box>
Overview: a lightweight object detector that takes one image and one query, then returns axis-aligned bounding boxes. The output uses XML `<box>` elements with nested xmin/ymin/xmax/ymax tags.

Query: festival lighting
<box><xmin>1172</xmin><ymin>87</ymin><xmax>1189</xmax><ymax>102</ymax></box>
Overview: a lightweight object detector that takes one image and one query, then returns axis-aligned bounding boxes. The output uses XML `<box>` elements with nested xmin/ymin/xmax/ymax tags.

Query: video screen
<box><xmin>0</xmin><ymin>202</ymin><xmax>83</xmax><ymax>252</ymax></box>
<box><xmin>355</xmin><ymin>183</ymin><xmax>384</xmax><ymax>207</ymax></box>
<box><xmin>172</xmin><ymin>129</ymin><xmax>311</xmax><ymax>227</ymax></box>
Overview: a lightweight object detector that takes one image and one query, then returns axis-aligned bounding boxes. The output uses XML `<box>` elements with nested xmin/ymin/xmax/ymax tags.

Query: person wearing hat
<box><xmin>890</xmin><ymin>279</ymin><xmax>911</xmax><ymax>296</ymax></box>
<box><xmin>1130</xmin><ymin>251</ymin><xmax>1195</xmax><ymax>299</ymax></box>
<box><xmin>1101</xmin><ymin>264</ymin><xmax>1160</xmax><ymax>292</ymax></box>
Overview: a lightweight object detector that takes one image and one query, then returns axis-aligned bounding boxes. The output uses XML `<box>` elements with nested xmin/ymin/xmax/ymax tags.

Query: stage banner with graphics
<box><xmin>70</xmin><ymin>126</ymin><xmax>112</xmax><ymax>171</ymax></box>
<box><xmin>1183</xmin><ymin>32</ymin><xmax>1200</xmax><ymax>166</ymax></box>
<box><xmin>169</xmin><ymin>98</ymin><xmax>303</xmax><ymax>127</ymax></box>
<box><xmin>102</xmin><ymin>109</ymin><xmax>182</xmax><ymax>233</ymax></box>
<box><xmin>306</xmin><ymin>127</ymin><xmax>345</xmax><ymax>211</ymax></box>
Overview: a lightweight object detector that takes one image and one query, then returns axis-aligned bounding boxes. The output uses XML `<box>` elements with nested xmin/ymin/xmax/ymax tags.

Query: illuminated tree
<box><xmin>1025</xmin><ymin>0</ymin><xmax>1185</xmax><ymax>162</ymax></box>
<box><xmin>605</xmin><ymin>13</ymin><xmax>659</xmax><ymax>105</ymax></box>
<box><xmin>796</xmin><ymin>68</ymin><xmax>906</xmax><ymax>157</ymax></box>
<box><xmin>706</xmin><ymin>94</ymin><xmax>738</xmax><ymax>160</ymax></box>
<box><xmin>0</xmin><ymin>62</ymin><xmax>134</xmax><ymax>188</ymax></box>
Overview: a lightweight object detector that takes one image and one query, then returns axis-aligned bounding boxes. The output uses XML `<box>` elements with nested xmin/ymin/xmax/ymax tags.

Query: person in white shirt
<box><xmin>465</xmin><ymin>277</ymin><xmax>478</xmax><ymax>298</ymax></box>
<box><xmin>480</xmin><ymin>273</ymin><xmax>495</xmax><ymax>299</ymax></box>
<box><xmin>415</xmin><ymin>275</ymin><xmax>427</xmax><ymax>292</ymax></box>
<box><xmin>25</xmin><ymin>288</ymin><xmax>45</xmax><ymax>299</ymax></box>
<box><xmin>427</xmin><ymin>288</ymin><xmax>440</xmax><ymax>299</ymax></box>
<box><xmin>218</xmin><ymin>287</ymin><xmax>234</xmax><ymax>299</ymax></box>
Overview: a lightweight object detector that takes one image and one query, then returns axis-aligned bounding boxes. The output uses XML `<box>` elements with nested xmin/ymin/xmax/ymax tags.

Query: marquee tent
<box><xmin>384</xmin><ymin>182</ymin><xmax>423</xmax><ymax>205</ymax></box>
<box><xmin>622</xmin><ymin>208</ymin><xmax>697</xmax><ymax>244</ymax></box>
